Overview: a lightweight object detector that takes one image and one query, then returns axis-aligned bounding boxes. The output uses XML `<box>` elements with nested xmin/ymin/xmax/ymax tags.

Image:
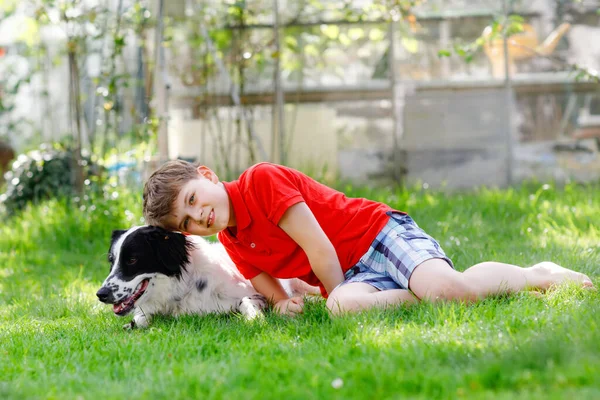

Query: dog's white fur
<box><xmin>98</xmin><ymin>226</ymin><xmax>315</xmax><ymax>329</ymax></box>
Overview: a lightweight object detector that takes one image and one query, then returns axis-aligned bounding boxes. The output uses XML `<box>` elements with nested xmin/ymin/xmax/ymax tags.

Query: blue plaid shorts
<box><xmin>340</xmin><ymin>212</ymin><xmax>454</xmax><ymax>292</ymax></box>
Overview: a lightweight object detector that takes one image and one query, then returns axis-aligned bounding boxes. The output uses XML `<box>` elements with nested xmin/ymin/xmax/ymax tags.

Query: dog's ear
<box><xmin>111</xmin><ymin>230</ymin><xmax>127</xmax><ymax>245</ymax></box>
<box><xmin>147</xmin><ymin>228</ymin><xmax>190</xmax><ymax>276</ymax></box>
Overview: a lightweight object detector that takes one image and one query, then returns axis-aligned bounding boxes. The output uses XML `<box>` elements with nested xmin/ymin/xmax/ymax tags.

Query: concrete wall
<box><xmin>166</xmin><ymin>85</ymin><xmax>600</xmax><ymax>189</ymax></box>
<box><xmin>402</xmin><ymin>88</ymin><xmax>511</xmax><ymax>188</ymax></box>
<box><xmin>168</xmin><ymin>104</ymin><xmax>338</xmax><ymax>180</ymax></box>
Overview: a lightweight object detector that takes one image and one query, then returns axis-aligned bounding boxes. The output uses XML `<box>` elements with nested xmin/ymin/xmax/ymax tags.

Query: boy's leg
<box><xmin>327</xmin><ymin>282</ymin><xmax>418</xmax><ymax>315</ymax></box>
<box><xmin>409</xmin><ymin>258</ymin><xmax>594</xmax><ymax>302</ymax></box>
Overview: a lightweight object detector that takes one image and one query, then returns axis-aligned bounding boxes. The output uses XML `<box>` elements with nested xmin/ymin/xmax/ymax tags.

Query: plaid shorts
<box><xmin>340</xmin><ymin>212</ymin><xmax>454</xmax><ymax>292</ymax></box>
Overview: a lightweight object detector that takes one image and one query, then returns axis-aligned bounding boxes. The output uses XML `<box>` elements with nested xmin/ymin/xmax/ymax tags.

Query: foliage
<box><xmin>162</xmin><ymin>0</ymin><xmax>422</xmax><ymax>179</ymax></box>
<box><xmin>438</xmin><ymin>14</ymin><xmax>526</xmax><ymax>64</ymax></box>
<box><xmin>170</xmin><ymin>0</ymin><xmax>422</xmax><ymax>84</ymax></box>
<box><xmin>0</xmin><ymin>44</ymin><xmax>34</xmax><ymax>144</ymax></box>
<box><xmin>3</xmin><ymin>0</ymin><xmax>598</xmax><ymax>184</ymax></box>
<box><xmin>0</xmin><ymin>180</ymin><xmax>599</xmax><ymax>398</ymax></box>
<box><xmin>0</xmin><ymin>0</ymin><xmax>157</xmax><ymax>162</ymax></box>
<box><xmin>439</xmin><ymin>6</ymin><xmax>600</xmax><ymax>82</ymax></box>
<box><xmin>0</xmin><ymin>143</ymin><xmax>100</xmax><ymax>215</ymax></box>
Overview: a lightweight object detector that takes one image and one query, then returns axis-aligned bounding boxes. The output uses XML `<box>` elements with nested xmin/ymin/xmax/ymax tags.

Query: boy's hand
<box><xmin>274</xmin><ymin>296</ymin><xmax>304</xmax><ymax>316</ymax></box>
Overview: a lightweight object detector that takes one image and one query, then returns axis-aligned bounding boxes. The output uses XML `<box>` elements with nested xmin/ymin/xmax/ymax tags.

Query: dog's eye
<box><xmin>108</xmin><ymin>254</ymin><xmax>114</xmax><ymax>263</ymax></box>
<box><xmin>189</xmin><ymin>194</ymin><xmax>195</xmax><ymax>205</ymax></box>
<box><xmin>126</xmin><ymin>257</ymin><xmax>138</xmax><ymax>266</ymax></box>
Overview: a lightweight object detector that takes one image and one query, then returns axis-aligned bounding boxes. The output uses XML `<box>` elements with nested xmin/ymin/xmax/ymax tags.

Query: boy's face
<box><xmin>165</xmin><ymin>166</ymin><xmax>234</xmax><ymax>236</ymax></box>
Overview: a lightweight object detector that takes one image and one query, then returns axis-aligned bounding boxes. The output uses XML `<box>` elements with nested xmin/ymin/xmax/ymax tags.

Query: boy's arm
<box><xmin>250</xmin><ymin>272</ymin><xmax>304</xmax><ymax>315</ymax></box>
<box><xmin>278</xmin><ymin>202</ymin><xmax>345</xmax><ymax>295</ymax></box>
<box><xmin>250</xmin><ymin>272</ymin><xmax>289</xmax><ymax>303</ymax></box>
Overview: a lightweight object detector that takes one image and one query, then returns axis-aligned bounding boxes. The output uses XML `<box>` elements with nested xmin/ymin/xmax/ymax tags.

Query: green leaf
<box><xmin>304</xmin><ymin>44</ymin><xmax>319</xmax><ymax>57</ymax></box>
<box><xmin>508</xmin><ymin>15</ymin><xmax>525</xmax><ymax>23</ymax></box>
<box><xmin>401</xmin><ymin>37</ymin><xmax>419</xmax><ymax>54</ymax></box>
<box><xmin>255</xmin><ymin>53</ymin><xmax>265</xmax><ymax>69</ymax></box>
<box><xmin>454</xmin><ymin>45</ymin><xmax>466</xmax><ymax>57</ymax></box>
<box><xmin>339</xmin><ymin>33</ymin><xmax>352</xmax><ymax>46</ymax></box>
<box><xmin>212</xmin><ymin>30</ymin><xmax>232</xmax><ymax>50</ymax></box>
<box><xmin>369</xmin><ymin>28</ymin><xmax>385</xmax><ymax>41</ymax></box>
<box><xmin>505</xmin><ymin>21</ymin><xmax>524</xmax><ymax>37</ymax></box>
<box><xmin>437</xmin><ymin>49</ymin><xmax>451</xmax><ymax>58</ymax></box>
<box><xmin>17</xmin><ymin>17</ymin><xmax>40</xmax><ymax>47</ymax></box>
<box><xmin>320</xmin><ymin>24</ymin><xmax>340</xmax><ymax>40</ymax></box>
<box><xmin>114</xmin><ymin>35</ymin><xmax>126</xmax><ymax>48</ymax></box>
<box><xmin>284</xmin><ymin>36</ymin><xmax>298</xmax><ymax>51</ymax></box>
<box><xmin>348</xmin><ymin>27</ymin><xmax>365</xmax><ymax>40</ymax></box>
<box><xmin>0</xmin><ymin>0</ymin><xmax>19</xmax><ymax>13</ymax></box>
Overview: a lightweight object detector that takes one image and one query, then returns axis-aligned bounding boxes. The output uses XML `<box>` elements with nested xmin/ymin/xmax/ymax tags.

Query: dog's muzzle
<box><xmin>96</xmin><ymin>286</ymin><xmax>115</xmax><ymax>303</ymax></box>
<box><xmin>96</xmin><ymin>279</ymin><xmax>151</xmax><ymax>316</ymax></box>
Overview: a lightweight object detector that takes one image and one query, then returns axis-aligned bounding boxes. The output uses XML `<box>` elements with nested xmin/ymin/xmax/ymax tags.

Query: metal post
<box><xmin>153</xmin><ymin>0</ymin><xmax>169</xmax><ymax>162</ymax></box>
<box><xmin>273</xmin><ymin>0</ymin><xmax>286</xmax><ymax>164</ymax></box>
<box><xmin>389</xmin><ymin>21</ymin><xmax>400</xmax><ymax>183</ymax></box>
<box><xmin>502</xmin><ymin>0</ymin><xmax>514</xmax><ymax>186</ymax></box>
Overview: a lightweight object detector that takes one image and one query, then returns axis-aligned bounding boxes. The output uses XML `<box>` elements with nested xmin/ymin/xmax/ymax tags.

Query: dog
<box><xmin>96</xmin><ymin>226</ymin><xmax>317</xmax><ymax>329</ymax></box>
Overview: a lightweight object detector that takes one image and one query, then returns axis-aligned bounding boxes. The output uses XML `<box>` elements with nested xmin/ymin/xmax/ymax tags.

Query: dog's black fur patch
<box><xmin>109</xmin><ymin>226</ymin><xmax>195</xmax><ymax>281</ymax></box>
<box><xmin>111</xmin><ymin>229</ymin><xmax>127</xmax><ymax>244</ymax></box>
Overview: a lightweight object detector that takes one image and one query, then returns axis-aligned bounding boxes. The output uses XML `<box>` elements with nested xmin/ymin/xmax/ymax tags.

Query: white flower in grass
<box><xmin>331</xmin><ymin>378</ymin><xmax>343</xmax><ymax>389</ymax></box>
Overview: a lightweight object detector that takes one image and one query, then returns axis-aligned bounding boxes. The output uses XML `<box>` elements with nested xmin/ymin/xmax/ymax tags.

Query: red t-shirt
<box><xmin>217</xmin><ymin>163</ymin><xmax>401</xmax><ymax>296</ymax></box>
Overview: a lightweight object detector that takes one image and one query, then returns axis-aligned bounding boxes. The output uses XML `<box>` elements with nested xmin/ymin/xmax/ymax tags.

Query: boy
<box><xmin>143</xmin><ymin>161</ymin><xmax>593</xmax><ymax>315</ymax></box>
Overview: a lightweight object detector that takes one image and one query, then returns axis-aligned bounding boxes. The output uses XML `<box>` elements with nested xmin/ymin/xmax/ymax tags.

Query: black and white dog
<box><xmin>96</xmin><ymin>226</ymin><xmax>315</xmax><ymax>329</ymax></box>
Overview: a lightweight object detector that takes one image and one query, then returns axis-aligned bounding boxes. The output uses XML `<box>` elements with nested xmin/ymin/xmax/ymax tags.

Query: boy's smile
<box><xmin>166</xmin><ymin>166</ymin><xmax>235</xmax><ymax>236</ymax></box>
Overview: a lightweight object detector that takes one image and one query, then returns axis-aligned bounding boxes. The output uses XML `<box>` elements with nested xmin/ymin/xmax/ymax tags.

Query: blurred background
<box><xmin>0</xmin><ymin>0</ymin><xmax>599</xmax><ymax>208</ymax></box>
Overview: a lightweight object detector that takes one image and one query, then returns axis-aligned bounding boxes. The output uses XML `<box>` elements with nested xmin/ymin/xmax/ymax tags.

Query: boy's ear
<box><xmin>197</xmin><ymin>165</ymin><xmax>219</xmax><ymax>183</ymax></box>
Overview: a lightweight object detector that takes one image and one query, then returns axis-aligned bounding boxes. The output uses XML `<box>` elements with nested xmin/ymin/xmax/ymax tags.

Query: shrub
<box><xmin>0</xmin><ymin>143</ymin><xmax>100</xmax><ymax>215</ymax></box>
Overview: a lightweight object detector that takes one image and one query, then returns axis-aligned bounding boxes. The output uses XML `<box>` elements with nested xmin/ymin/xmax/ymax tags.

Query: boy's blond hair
<box><xmin>143</xmin><ymin>160</ymin><xmax>199</xmax><ymax>226</ymax></box>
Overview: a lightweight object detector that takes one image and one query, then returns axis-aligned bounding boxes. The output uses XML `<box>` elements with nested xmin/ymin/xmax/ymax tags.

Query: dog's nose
<box><xmin>96</xmin><ymin>287</ymin><xmax>112</xmax><ymax>303</ymax></box>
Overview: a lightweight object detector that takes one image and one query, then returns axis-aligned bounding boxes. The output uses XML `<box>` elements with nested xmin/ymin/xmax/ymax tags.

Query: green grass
<box><xmin>1</xmin><ymin>182</ymin><xmax>599</xmax><ymax>399</ymax></box>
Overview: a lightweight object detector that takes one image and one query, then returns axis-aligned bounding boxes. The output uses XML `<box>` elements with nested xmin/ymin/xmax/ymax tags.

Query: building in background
<box><xmin>1</xmin><ymin>0</ymin><xmax>599</xmax><ymax>188</ymax></box>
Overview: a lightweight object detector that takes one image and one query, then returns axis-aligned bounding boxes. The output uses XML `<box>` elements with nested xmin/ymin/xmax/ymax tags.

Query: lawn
<box><xmin>1</xmin><ymin>182</ymin><xmax>599</xmax><ymax>399</ymax></box>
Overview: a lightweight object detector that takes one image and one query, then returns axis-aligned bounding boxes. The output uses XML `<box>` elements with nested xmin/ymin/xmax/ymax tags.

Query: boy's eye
<box><xmin>189</xmin><ymin>194</ymin><xmax>195</xmax><ymax>205</ymax></box>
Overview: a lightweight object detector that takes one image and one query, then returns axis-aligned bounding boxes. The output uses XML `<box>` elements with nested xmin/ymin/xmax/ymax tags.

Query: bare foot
<box><xmin>525</xmin><ymin>290</ymin><xmax>544</xmax><ymax>298</ymax></box>
<box><xmin>530</xmin><ymin>261</ymin><xmax>594</xmax><ymax>290</ymax></box>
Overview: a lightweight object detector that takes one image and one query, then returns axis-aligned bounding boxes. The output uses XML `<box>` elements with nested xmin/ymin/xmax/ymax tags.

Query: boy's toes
<box><xmin>579</xmin><ymin>273</ymin><xmax>593</xmax><ymax>287</ymax></box>
<box><xmin>525</xmin><ymin>290</ymin><xmax>544</xmax><ymax>298</ymax></box>
<box><xmin>533</xmin><ymin>262</ymin><xmax>595</xmax><ymax>289</ymax></box>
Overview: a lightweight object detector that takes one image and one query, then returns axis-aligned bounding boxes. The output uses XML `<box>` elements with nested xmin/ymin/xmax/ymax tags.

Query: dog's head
<box><xmin>96</xmin><ymin>226</ymin><xmax>193</xmax><ymax>316</ymax></box>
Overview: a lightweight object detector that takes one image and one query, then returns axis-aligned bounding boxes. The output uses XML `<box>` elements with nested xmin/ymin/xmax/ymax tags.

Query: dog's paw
<box><xmin>238</xmin><ymin>294</ymin><xmax>267</xmax><ymax>320</ymax></box>
<box><xmin>132</xmin><ymin>314</ymin><xmax>149</xmax><ymax>329</ymax></box>
<box><xmin>123</xmin><ymin>320</ymin><xmax>136</xmax><ymax>330</ymax></box>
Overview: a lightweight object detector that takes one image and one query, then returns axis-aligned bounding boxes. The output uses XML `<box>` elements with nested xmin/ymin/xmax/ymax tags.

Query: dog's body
<box><xmin>96</xmin><ymin>226</ymin><xmax>316</xmax><ymax>328</ymax></box>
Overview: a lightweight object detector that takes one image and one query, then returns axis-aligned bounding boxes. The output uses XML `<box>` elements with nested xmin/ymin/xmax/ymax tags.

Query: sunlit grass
<box><xmin>0</xmin><ymin>181</ymin><xmax>599</xmax><ymax>399</ymax></box>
